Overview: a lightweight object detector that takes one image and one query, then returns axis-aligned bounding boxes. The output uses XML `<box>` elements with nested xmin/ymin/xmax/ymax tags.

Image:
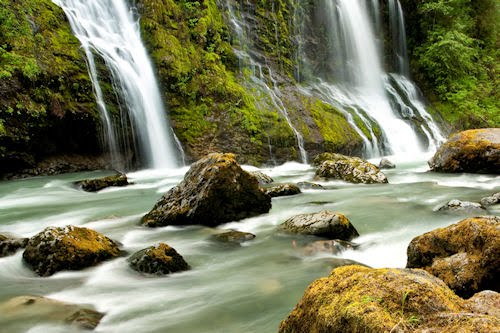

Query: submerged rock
<box><xmin>141</xmin><ymin>153</ymin><xmax>271</xmax><ymax>227</ymax></box>
<box><xmin>298</xmin><ymin>239</ymin><xmax>359</xmax><ymax>256</ymax></box>
<box><xmin>296</xmin><ymin>181</ymin><xmax>325</xmax><ymax>190</ymax></box>
<box><xmin>0</xmin><ymin>234</ymin><xmax>28</xmax><ymax>257</ymax></box>
<box><xmin>265</xmin><ymin>183</ymin><xmax>301</xmax><ymax>198</ymax></box>
<box><xmin>279</xmin><ymin>265</ymin><xmax>500</xmax><ymax>333</ymax></box>
<box><xmin>76</xmin><ymin>173</ymin><xmax>129</xmax><ymax>192</ymax></box>
<box><xmin>480</xmin><ymin>192</ymin><xmax>500</xmax><ymax>206</ymax></box>
<box><xmin>314</xmin><ymin>153</ymin><xmax>388</xmax><ymax>184</ymax></box>
<box><xmin>129</xmin><ymin>243</ymin><xmax>190</xmax><ymax>275</ymax></box>
<box><xmin>250</xmin><ymin>171</ymin><xmax>274</xmax><ymax>185</ymax></box>
<box><xmin>435</xmin><ymin>199</ymin><xmax>488</xmax><ymax>214</ymax></box>
<box><xmin>379</xmin><ymin>157</ymin><xmax>396</xmax><ymax>169</ymax></box>
<box><xmin>407</xmin><ymin>216</ymin><xmax>500</xmax><ymax>298</ymax></box>
<box><xmin>278</xmin><ymin>210</ymin><xmax>359</xmax><ymax>241</ymax></box>
<box><xmin>23</xmin><ymin>225</ymin><xmax>121</xmax><ymax>276</ymax></box>
<box><xmin>429</xmin><ymin>128</ymin><xmax>500</xmax><ymax>174</ymax></box>
<box><xmin>0</xmin><ymin>295</ymin><xmax>104</xmax><ymax>330</ymax></box>
<box><xmin>211</xmin><ymin>230</ymin><xmax>256</xmax><ymax>244</ymax></box>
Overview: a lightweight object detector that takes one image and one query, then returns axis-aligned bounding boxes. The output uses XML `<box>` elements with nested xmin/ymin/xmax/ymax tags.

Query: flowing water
<box><xmin>52</xmin><ymin>0</ymin><xmax>180</xmax><ymax>169</ymax></box>
<box><xmin>0</xmin><ymin>158</ymin><xmax>498</xmax><ymax>332</ymax></box>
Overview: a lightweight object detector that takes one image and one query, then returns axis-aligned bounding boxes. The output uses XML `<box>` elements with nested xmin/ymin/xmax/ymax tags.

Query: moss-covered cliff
<box><xmin>401</xmin><ymin>0</ymin><xmax>499</xmax><ymax>130</ymax></box>
<box><xmin>0</xmin><ymin>0</ymin><xmax>103</xmax><ymax>176</ymax></box>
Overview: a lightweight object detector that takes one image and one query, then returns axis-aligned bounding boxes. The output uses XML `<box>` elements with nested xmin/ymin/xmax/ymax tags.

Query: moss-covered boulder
<box><xmin>0</xmin><ymin>234</ymin><xmax>28</xmax><ymax>257</ymax></box>
<box><xmin>0</xmin><ymin>295</ymin><xmax>104</xmax><ymax>330</ymax></box>
<box><xmin>211</xmin><ymin>230</ymin><xmax>256</xmax><ymax>244</ymax></box>
<box><xmin>279</xmin><ymin>265</ymin><xmax>500</xmax><ymax>333</ymax></box>
<box><xmin>278</xmin><ymin>210</ymin><xmax>359</xmax><ymax>241</ymax></box>
<box><xmin>23</xmin><ymin>225</ymin><xmax>120</xmax><ymax>276</ymax></box>
<box><xmin>435</xmin><ymin>199</ymin><xmax>488</xmax><ymax>215</ymax></box>
<box><xmin>142</xmin><ymin>153</ymin><xmax>271</xmax><ymax>227</ymax></box>
<box><xmin>466</xmin><ymin>290</ymin><xmax>500</xmax><ymax>318</ymax></box>
<box><xmin>76</xmin><ymin>173</ymin><xmax>130</xmax><ymax>192</ymax></box>
<box><xmin>429</xmin><ymin>129</ymin><xmax>500</xmax><ymax>174</ymax></box>
<box><xmin>128</xmin><ymin>243</ymin><xmax>190</xmax><ymax>275</ymax></box>
<box><xmin>407</xmin><ymin>216</ymin><xmax>500</xmax><ymax>298</ymax></box>
<box><xmin>265</xmin><ymin>183</ymin><xmax>301</xmax><ymax>198</ymax></box>
<box><xmin>314</xmin><ymin>153</ymin><xmax>388</xmax><ymax>184</ymax></box>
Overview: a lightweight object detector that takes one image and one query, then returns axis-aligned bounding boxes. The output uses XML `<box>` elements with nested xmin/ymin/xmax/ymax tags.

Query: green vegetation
<box><xmin>402</xmin><ymin>0</ymin><xmax>499</xmax><ymax>129</ymax></box>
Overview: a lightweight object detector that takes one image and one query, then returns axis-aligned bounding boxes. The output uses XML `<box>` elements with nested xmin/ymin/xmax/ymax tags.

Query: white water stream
<box><xmin>52</xmin><ymin>0</ymin><xmax>180</xmax><ymax>169</ymax></box>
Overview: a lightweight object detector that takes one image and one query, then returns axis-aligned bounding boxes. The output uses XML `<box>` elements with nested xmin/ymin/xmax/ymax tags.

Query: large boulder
<box><xmin>0</xmin><ymin>295</ymin><xmax>104</xmax><ymax>330</ymax></box>
<box><xmin>265</xmin><ymin>183</ymin><xmax>301</xmax><ymax>198</ymax></box>
<box><xmin>279</xmin><ymin>265</ymin><xmax>500</xmax><ymax>333</ymax></box>
<box><xmin>76</xmin><ymin>173</ymin><xmax>129</xmax><ymax>192</ymax></box>
<box><xmin>314</xmin><ymin>153</ymin><xmax>388</xmax><ymax>184</ymax></box>
<box><xmin>23</xmin><ymin>225</ymin><xmax>121</xmax><ymax>276</ymax></box>
<box><xmin>428</xmin><ymin>128</ymin><xmax>500</xmax><ymax>174</ymax></box>
<box><xmin>141</xmin><ymin>153</ymin><xmax>271</xmax><ymax>227</ymax></box>
<box><xmin>407</xmin><ymin>216</ymin><xmax>500</xmax><ymax>298</ymax></box>
<box><xmin>0</xmin><ymin>234</ymin><xmax>28</xmax><ymax>257</ymax></box>
<box><xmin>278</xmin><ymin>210</ymin><xmax>359</xmax><ymax>241</ymax></box>
<box><xmin>128</xmin><ymin>243</ymin><xmax>190</xmax><ymax>275</ymax></box>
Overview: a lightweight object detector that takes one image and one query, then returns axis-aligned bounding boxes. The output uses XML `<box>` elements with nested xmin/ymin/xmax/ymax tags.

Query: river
<box><xmin>0</xmin><ymin>155</ymin><xmax>498</xmax><ymax>332</ymax></box>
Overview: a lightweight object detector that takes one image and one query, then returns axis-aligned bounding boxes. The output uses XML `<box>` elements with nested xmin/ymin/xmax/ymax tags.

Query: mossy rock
<box><xmin>314</xmin><ymin>154</ymin><xmax>388</xmax><ymax>184</ymax></box>
<box><xmin>265</xmin><ymin>183</ymin><xmax>301</xmax><ymax>198</ymax></box>
<box><xmin>129</xmin><ymin>243</ymin><xmax>190</xmax><ymax>275</ymax></box>
<box><xmin>429</xmin><ymin>129</ymin><xmax>500</xmax><ymax>174</ymax></box>
<box><xmin>279</xmin><ymin>265</ymin><xmax>500</xmax><ymax>332</ymax></box>
<box><xmin>141</xmin><ymin>153</ymin><xmax>271</xmax><ymax>227</ymax></box>
<box><xmin>312</xmin><ymin>152</ymin><xmax>351</xmax><ymax>166</ymax></box>
<box><xmin>278</xmin><ymin>210</ymin><xmax>359</xmax><ymax>241</ymax></box>
<box><xmin>0</xmin><ymin>295</ymin><xmax>104</xmax><ymax>330</ymax></box>
<box><xmin>250</xmin><ymin>171</ymin><xmax>274</xmax><ymax>185</ymax></box>
<box><xmin>23</xmin><ymin>225</ymin><xmax>120</xmax><ymax>276</ymax></box>
<box><xmin>0</xmin><ymin>234</ymin><xmax>28</xmax><ymax>257</ymax></box>
<box><xmin>76</xmin><ymin>173</ymin><xmax>130</xmax><ymax>192</ymax></box>
<box><xmin>407</xmin><ymin>216</ymin><xmax>500</xmax><ymax>298</ymax></box>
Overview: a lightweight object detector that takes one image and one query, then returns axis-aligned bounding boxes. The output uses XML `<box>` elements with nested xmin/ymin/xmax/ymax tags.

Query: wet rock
<box><xmin>299</xmin><ymin>239</ymin><xmax>359</xmax><ymax>256</ymax></box>
<box><xmin>429</xmin><ymin>128</ymin><xmax>500</xmax><ymax>174</ymax></box>
<box><xmin>407</xmin><ymin>216</ymin><xmax>500</xmax><ymax>298</ymax></box>
<box><xmin>23</xmin><ymin>225</ymin><xmax>121</xmax><ymax>276</ymax></box>
<box><xmin>265</xmin><ymin>183</ymin><xmax>301</xmax><ymax>198</ymax></box>
<box><xmin>250</xmin><ymin>171</ymin><xmax>274</xmax><ymax>185</ymax></box>
<box><xmin>379</xmin><ymin>157</ymin><xmax>396</xmax><ymax>169</ymax></box>
<box><xmin>0</xmin><ymin>234</ymin><xmax>28</xmax><ymax>257</ymax></box>
<box><xmin>278</xmin><ymin>210</ymin><xmax>359</xmax><ymax>241</ymax></box>
<box><xmin>296</xmin><ymin>181</ymin><xmax>325</xmax><ymax>190</ymax></box>
<box><xmin>312</xmin><ymin>152</ymin><xmax>348</xmax><ymax>166</ymax></box>
<box><xmin>76</xmin><ymin>173</ymin><xmax>129</xmax><ymax>192</ymax></box>
<box><xmin>211</xmin><ymin>230</ymin><xmax>256</xmax><ymax>244</ymax></box>
<box><xmin>141</xmin><ymin>153</ymin><xmax>271</xmax><ymax>227</ymax></box>
<box><xmin>480</xmin><ymin>192</ymin><xmax>500</xmax><ymax>207</ymax></box>
<box><xmin>129</xmin><ymin>243</ymin><xmax>190</xmax><ymax>275</ymax></box>
<box><xmin>0</xmin><ymin>295</ymin><xmax>104</xmax><ymax>330</ymax></box>
<box><xmin>435</xmin><ymin>199</ymin><xmax>488</xmax><ymax>214</ymax></box>
<box><xmin>279</xmin><ymin>265</ymin><xmax>500</xmax><ymax>333</ymax></box>
<box><xmin>314</xmin><ymin>153</ymin><xmax>388</xmax><ymax>184</ymax></box>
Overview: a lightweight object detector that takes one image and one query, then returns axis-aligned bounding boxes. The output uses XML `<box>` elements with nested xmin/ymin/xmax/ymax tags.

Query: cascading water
<box><xmin>300</xmin><ymin>0</ymin><xmax>444</xmax><ymax>156</ymax></box>
<box><xmin>52</xmin><ymin>0</ymin><xmax>181</xmax><ymax>169</ymax></box>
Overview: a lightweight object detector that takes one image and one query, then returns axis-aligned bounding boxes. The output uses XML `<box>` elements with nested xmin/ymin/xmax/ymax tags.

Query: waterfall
<box><xmin>52</xmin><ymin>0</ymin><xmax>180</xmax><ymax>169</ymax></box>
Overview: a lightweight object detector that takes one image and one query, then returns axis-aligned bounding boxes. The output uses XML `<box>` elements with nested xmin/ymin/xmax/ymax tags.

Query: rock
<box><xmin>312</xmin><ymin>152</ymin><xmax>348</xmax><ymax>166</ymax></box>
<box><xmin>379</xmin><ymin>157</ymin><xmax>396</xmax><ymax>169</ymax></box>
<box><xmin>296</xmin><ymin>181</ymin><xmax>325</xmax><ymax>190</ymax></box>
<box><xmin>314</xmin><ymin>153</ymin><xmax>388</xmax><ymax>184</ymax></box>
<box><xmin>278</xmin><ymin>210</ymin><xmax>359</xmax><ymax>241</ymax></box>
<box><xmin>141</xmin><ymin>153</ymin><xmax>271</xmax><ymax>227</ymax></box>
<box><xmin>407</xmin><ymin>216</ymin><xmax>500</xmax><ymax>298</ymax></box>
<box><xmin>76</xmin><ymin>173</ymin><xmax>129</xmax><ymax>192</ymax></box>
<box><xmin>250</xmin><ymin>171</ymin><xmax>274</xmax><ymax>185</ymax></box>
<box><xmin>466</xmin><ymin>290</ymin><xmax>500</xmax><ymax>318</ymax></box>
<box><xmin>0</xmin><ymin>234</ymin><xmax>28</xmax><ymax>257</ymax></box>
<box><xmin>211</xmin><ymin>230</ymin><xmax>256</xmax><ymax>244</ymax></box>
<box><xmin>0</xmin><ymin>295</ymin><xmax>104</xmax><ymax>330</ymax></box>
<box><xmin>279</xmin><ymin>265</ymin><xmax>500</xmax><ymax>333</ymax></box>
<box><xmin>299</xmin><ymin>239</ymin><xmax>359</xmax><ymax>256</ymax></box>
<box><xmin>128</xmin><ymin>243</ymin><xmax>190</xmax><ymax>275</ymax></box>
<box><xmin>481</xmin><ymin>192</ymin><xmax>500</xmax><ymax>206</ymax></box>
<box><xmin>265</xmin><ymin>183</ymin><xmax>301</xmax><ymax>198</ymax></box>
<box><xmin>428</xmin><ymin>128</ymin><xmax>500</xmax><ymax>174</ymax></box>
<box><xmin>435</xmin><ymin>199</ymin><xmax>488</xmax><ymax>214</ymax></box>
<box><xmin>23</xmin><ymin>225</ymin><xmax>121</xmax><ymax>276</ymax></box>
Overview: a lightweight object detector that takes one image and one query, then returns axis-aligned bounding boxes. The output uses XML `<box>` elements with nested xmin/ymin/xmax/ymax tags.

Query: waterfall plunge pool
<box><xmin>0</xmin><ymin>158</ymin><xmax>498</xmax><ymax>333</ymax></box>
